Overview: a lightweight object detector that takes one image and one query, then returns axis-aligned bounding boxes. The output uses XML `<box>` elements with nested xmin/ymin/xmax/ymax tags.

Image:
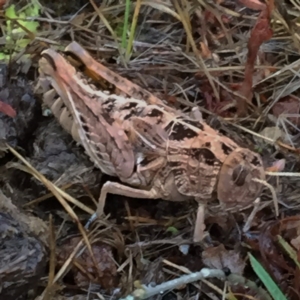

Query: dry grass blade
<box><xmin>5</xmin><ymin>145</ymin><xmax>88</xmax><ymax>215</ymax></box>
<box><xmin>5</xmin><ymin>144</ymin><xmax>102</xmax><ymax>286</ymax></box>
<box><xmin>43</xmin><ymin>237</ymin><xmax>86</xmax><ymax>297</ymax></box>
<box><xmin>43</xmin><ymin>215</ymin><xmax>56</xmax><ymax>299</ymax></box>
<box><xmin>125</xmin><ymin>0</ymin><xmax>141</xmax><ymax>61</ymax></box>
<box><xmin>252</xmin><ymin>178</ymin><xmax>279</xmax><ymax>216</ymax></box>
<box><xmin>22</xmin><ymin>183</ymin><xmax>74</xmax><ymax>208</ymax></box>
<box><xmin>89</xmin><ymin>0</ymin><xmax>125</xmax><ymax>64</ymax></box>
<box><xmin>7</xmin><ymin>161</ymin><xmax>94</xmax><ymax>215</ymax></box>
<box><xmin>142</xmin><ymin>0</ymin><xmax>181</xmax><ymax>20</ymax></box>
<box><xmin>6</xmin><ymin>1</ymin><xmax>300</xmax><ymax>297</ymax></box>
<box><xmin>172</xmin><ymin>0</ymin><xmax>220</xmax><ymax>101</ymax></box>
<box><xmin>229</xmin><ymin>123</ymin><xmax>276</xmax><ymax>144</ymax></box>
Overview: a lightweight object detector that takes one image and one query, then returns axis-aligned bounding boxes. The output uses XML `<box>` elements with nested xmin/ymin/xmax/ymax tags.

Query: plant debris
<box><xmin>2</xmin><ymin>0</ymin><xmax>300</xmax><ymax>299</ymax></box>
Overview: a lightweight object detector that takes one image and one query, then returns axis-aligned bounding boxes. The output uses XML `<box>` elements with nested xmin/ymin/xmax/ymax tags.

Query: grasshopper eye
<box><xmin>232</xmin><ymin>165</ymin><xmax>248</xmax><ymax>186</ymax></box>
<box><xmin>217</xmin><ymin>148</ymin><xmax>265</xmax><ymax>209</ymax></box>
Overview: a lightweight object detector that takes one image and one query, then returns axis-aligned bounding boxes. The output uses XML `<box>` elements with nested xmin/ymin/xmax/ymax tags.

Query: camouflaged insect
<box><xmin>37</xmin><ymin>42</ymin><xmax>265</xmax><ymax>241</ymax></box>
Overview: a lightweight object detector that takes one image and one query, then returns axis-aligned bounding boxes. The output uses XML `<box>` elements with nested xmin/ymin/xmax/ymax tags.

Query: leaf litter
<box><xmin>2</xmin><ymin>0</ymin><xmax>300</xmax><ymax>299</ymax></box>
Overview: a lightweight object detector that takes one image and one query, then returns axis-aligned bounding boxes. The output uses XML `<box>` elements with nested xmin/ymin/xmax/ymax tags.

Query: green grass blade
<box><xmin>277</xmin><ymin>235</ymin><xmax>300</xmax><ymax>269</ymax></box>
<box><xmin>121</xmin><ymin>0</ymin><xmax>131</xmax><ymax>49</ymax></box>
<box><xmin>248</xmin><ymin>253</ymin><xmax>287</xmax><ymax>300</ymax></box>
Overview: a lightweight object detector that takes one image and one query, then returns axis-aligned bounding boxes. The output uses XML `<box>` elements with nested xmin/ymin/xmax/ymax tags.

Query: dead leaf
<box><xmin>272</xmin><ymin>96</ymin><xmax>300</xmax><ymax>127</ymax></box>
<box><xmin>202</xmin><ymin>244</ymin><xmax>245</xmax><ymax>274</ymax></box>
<box><xmin>70</xmin><ymin>13</ymin><xmax>86</xmax><ymax>26</ymax></box>
<box><xmin>266</xmin><ymin>159</ymin><xmax>285</xmax><ymax>172</ymax></box>
<box><xmin>56</xmin><ymin>236</ymin><xmax>118</xmax><ymax>290</ymax></box>
<box><xmin>258</xmin><ymin>126</ymin><xmax>283</xmax><ymax>142</ymax></box>
<box><xmin>0</xmin><ymin>100</ymin><xmax>16</xmax><ymax>118</ymax></box>
<box><xmin>250</xmin><ymin>218</ymin><xmax>300</xmax><ymax>298</ymax></box>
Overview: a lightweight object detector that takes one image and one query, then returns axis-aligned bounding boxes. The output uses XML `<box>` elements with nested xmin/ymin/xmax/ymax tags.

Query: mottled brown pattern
<box><xmin>37</xmin><ymin>43</ymin><xmax>266</xmax><ymax>241</ymax></box>
<box><xmin>64</xmin><ymin>42</ymin><xmax>174</xmax><ymax>113</ymax></box>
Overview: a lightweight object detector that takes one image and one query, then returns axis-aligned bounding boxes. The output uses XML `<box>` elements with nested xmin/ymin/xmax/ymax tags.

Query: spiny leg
<box><xmin>85</xmin><ymin>181</ymin><xmax>160</xmax><ymax>228</ymax></box>
<box><xmin>193</xmin><ymin>203</ymin><xmax>207</xmax><ymax>242</ymax></box>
